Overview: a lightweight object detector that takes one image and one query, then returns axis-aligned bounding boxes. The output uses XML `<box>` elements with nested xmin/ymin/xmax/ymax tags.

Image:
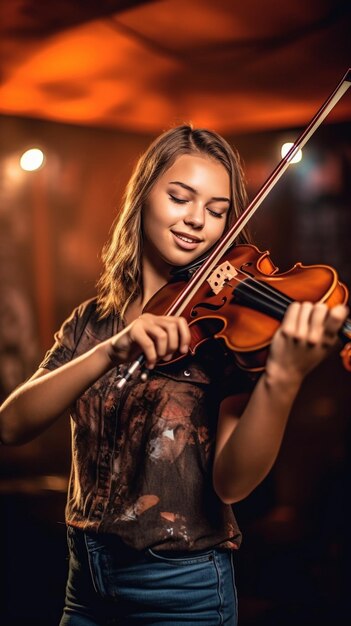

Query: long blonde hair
<box><xmin>97</xmin><ymin>124</ymin><xmax>249</xmax><ymax>318</ymax></box>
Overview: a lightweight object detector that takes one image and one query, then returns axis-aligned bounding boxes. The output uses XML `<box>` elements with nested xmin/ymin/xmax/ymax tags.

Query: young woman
<box><xmin>0</xmin><ymin>125</ymin><xmax>347</xmax><ymax>625</ymax></box>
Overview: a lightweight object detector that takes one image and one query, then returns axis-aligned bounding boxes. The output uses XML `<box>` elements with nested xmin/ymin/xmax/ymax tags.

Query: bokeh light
<box><xmin>281</xmin><ymin>142</ymin><xmax>302</xmax><ymax>164</ymax></box>
<box><xmin>19</xmin><ymin>148</ymin><xmax>45</xmax><ymax>171</ymax></box>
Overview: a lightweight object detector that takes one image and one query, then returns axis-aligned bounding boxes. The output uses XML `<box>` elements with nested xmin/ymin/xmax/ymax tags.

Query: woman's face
<box><xmin>143</xmin><ymin>153</ymin><xmax>231</xmax><ymax>270</ymax></box>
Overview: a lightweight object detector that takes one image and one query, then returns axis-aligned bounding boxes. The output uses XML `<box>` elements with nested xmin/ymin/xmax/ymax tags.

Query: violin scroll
<box><xmin>340</xmin><ymin>343</ymin><xmax>351</xmax><ymax>372</ymax></box>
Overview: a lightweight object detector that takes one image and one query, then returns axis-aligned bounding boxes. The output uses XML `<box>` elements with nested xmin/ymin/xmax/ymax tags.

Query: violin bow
<box><xmin>118</xmin><ymin>69</ymin><xmax>351</xmax><ymax>388</ymax></box>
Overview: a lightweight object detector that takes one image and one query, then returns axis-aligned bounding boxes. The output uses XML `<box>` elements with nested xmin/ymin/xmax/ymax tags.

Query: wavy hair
<box><xmin>96</xmin><ymin>124</ymin><xmax>250</xmax><ymax>318</ymax></box>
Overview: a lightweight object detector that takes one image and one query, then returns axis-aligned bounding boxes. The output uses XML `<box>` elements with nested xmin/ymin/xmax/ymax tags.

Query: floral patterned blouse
<box><xmin>40</xmin><ymin>298</ymin><xmax>257</xmax><ymax>552</ymax></box>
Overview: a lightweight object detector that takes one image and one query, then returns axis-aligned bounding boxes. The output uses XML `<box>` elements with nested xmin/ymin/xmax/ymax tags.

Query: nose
<box><xmin>183</xmin><ymin>201</ymin><xmax>204</xmax><ymax>229</ymax></box>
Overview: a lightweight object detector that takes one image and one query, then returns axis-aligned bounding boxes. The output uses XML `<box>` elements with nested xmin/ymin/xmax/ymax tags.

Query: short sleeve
<box><xmin>38</xmin><ymin>299</ymin><xmax>96</xmax><ymax>371</ymax></box>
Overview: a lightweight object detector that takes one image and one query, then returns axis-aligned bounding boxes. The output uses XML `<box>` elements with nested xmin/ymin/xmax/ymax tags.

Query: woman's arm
<box><xmin>0</xmin><ymin>343</ymin><xmax>115</xmax><ymax>445</ymax></box>
<box><xmin>0</xmin><ymin>313</ymin><xmax>190</xmax><ymax>445</ymax></box>
<box><xmin>213</xmin><ymin>301</ymin><xmax>348</xmax><ymax>504</ymax></box>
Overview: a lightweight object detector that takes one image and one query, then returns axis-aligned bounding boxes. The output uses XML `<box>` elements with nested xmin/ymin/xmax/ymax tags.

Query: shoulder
<box><xmin>62</xmin><ymin>297</ymin><xmax>120</xmax><ymax>345</ymax></box>
<box><xmin>57</xmin><ymin>297</ymin><xmax>99</xmax><ymax>340</ymax></box>
<box><xmin>68</xmin><ymin>297</ymin><xmax>99</xmax><ymax>322</ymax></box>
<box><xmin>39</xmin><ymin>298</ymin><xmax>120</xmax><ymax>370</ymax></box>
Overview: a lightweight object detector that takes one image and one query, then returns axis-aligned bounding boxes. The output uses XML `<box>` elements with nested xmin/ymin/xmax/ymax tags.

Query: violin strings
<box><xmin>233</xmin><ymin>276</ymin><xmax>289</xmax><ymax>316</ymax></box>
<box><xmin>233</xmin><ymin>269</ymin><xmax>351</xmax><ymax>327</ymax></box>
<box><xmin>221</xmin><ymin>268</ymin><xmax>351</xmax><ymax>336</ymax></box>
<box><xmin>226</xmin><ymin>266</ymin><xmax>293</xmax><ymax>316</ymax></box>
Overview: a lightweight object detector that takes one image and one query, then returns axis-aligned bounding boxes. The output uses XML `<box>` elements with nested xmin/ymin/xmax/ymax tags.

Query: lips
<box><xmin>171</xmin><ymin>230</ymin><xmax>202</xmax><ymax>243</ymax></box>
<box><xmin>171</xmin><ymin>230</ymin><xmax>203</xmax><ymax>251</ymax></box>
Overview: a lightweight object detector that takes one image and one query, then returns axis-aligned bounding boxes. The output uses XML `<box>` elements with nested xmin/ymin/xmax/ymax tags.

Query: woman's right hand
<box><xmin>105</xmin><ymin>313</ymin><xmax>191</xmax><ymax>369</ymax></box>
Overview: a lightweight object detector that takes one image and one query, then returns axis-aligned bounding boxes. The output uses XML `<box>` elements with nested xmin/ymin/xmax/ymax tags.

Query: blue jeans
<box><xmin>59</xmin><ymin>527</ymin><xmax>238</xmax><ymax>625</ymax></box>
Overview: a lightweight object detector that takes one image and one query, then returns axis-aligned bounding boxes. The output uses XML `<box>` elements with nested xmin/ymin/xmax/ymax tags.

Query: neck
<box><xmin>140</xmin><ymin>252</ymin><xmax>172</xmax><ymax>309</ymax></box>
<box><xmin>125</xmin><ymin>246</ymin><xmax>173</xmax><ymax>324</ymax></box>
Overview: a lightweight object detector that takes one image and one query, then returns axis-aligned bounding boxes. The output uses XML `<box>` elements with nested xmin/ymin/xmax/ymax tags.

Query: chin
<box><xmin>164</xmin><ymin>252</ymin><xmax>201</xmax><ymax>268</ymax></box>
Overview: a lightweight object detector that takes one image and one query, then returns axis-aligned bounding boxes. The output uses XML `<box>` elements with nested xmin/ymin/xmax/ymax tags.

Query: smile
<box><xmin>175</xmin><ymin>234</ymin><xmax>198</xmax><ymax>243</ymax></box>
<box><xmin>171</xmin><ymin>231</ymin><xmax>203</xmax><ymax>251</ymax></box>
<box><xmin>171</xmin><ymin>230</ymin><xmax>202</xmax><ymax>243</ymax></box>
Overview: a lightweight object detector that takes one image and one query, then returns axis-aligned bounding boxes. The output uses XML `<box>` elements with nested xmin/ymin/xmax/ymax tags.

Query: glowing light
<box><xmin>20</xmin><ymin>148</ymin><xmax>45</xmax><ymax>171</ymax></box>
<box><xmin>281</xmin><ymin>142</ymin><xmax>302</xmax><ymax>164</ymax></box>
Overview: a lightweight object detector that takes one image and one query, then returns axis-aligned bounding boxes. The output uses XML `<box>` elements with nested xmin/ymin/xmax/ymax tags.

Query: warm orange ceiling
<box><xmin>1</xmin><ymin>0</ymin><xmax>350</xmax><ymax>133</ymax></box>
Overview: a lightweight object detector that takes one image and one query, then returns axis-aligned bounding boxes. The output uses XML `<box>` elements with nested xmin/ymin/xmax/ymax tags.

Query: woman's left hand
<box><xmin>266</xmin><ymin>301</ymin><xmax>349</xmax><ymax>385</ymax></box>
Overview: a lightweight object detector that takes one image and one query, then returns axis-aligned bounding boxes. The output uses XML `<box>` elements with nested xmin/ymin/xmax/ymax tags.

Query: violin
<box><xmin>143</xmin><ymin>243</ymin><xmax>351</xmax><ymax>372</ymax></box>
<box><xmin>117</xmin><ymin>68</ymin><xmax>351</xmax><ymax>388</ymax></box>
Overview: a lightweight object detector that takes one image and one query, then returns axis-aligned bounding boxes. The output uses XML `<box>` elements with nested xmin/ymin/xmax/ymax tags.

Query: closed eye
<box><xmin>170</xmin><ymin>193</ymin><xmax>225</xmax><ymax>218</ymax></box>
<box><xmin>169</xmin><ymin>194</ymin><xmax>188</xmax><ymax>204</ymax></box>
<box><xmin>208</xmin><ymin>208</ymin><xmax>224</xmax><ymax>218</ymax></box>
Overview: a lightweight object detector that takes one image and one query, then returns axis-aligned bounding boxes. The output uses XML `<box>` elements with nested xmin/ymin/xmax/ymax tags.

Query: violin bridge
<box><xmin>207</xmin><ymin>262</ymin><xmax>237</xmax><ymax>294</ymax></box>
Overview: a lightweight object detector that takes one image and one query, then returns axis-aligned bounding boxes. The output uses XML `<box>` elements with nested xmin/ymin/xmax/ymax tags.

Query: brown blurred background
<box><xmin>0</xmin><ymin>1</ymin><xmax>350</xmax><ymax>625</ymax></box>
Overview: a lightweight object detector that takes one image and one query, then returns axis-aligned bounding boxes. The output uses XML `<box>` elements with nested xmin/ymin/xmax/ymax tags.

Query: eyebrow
<box><xmin>169</xmin><ymin>181</ymin><xmax>231</xmax><ymax>203</ymax></box>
